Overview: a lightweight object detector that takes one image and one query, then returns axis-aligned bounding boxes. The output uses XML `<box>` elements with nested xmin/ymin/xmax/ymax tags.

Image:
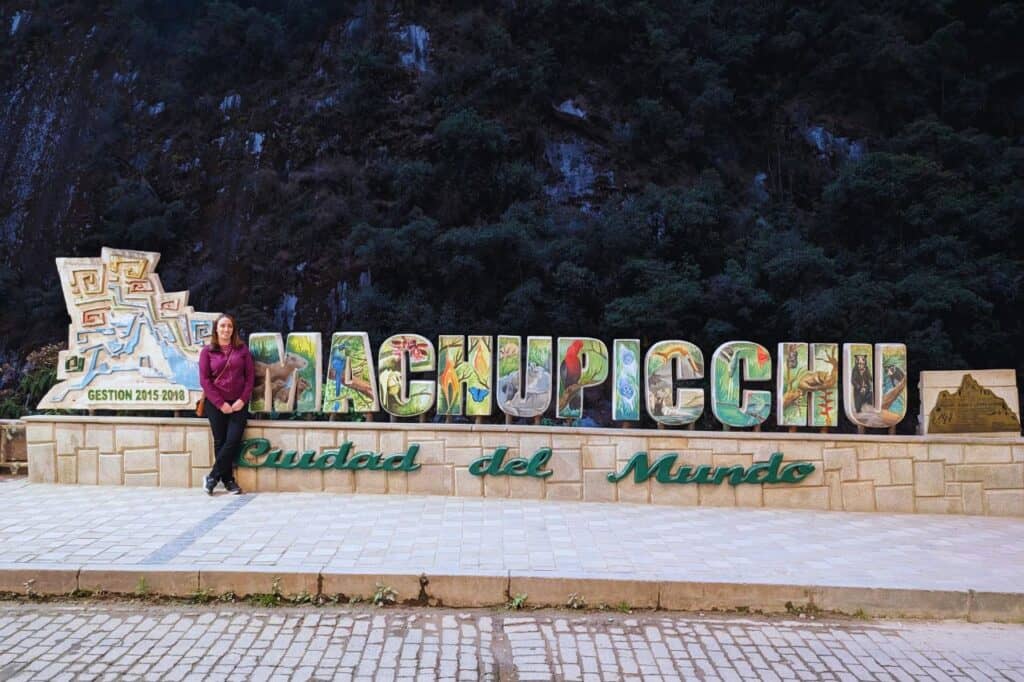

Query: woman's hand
<box><xmin>220</xmin><ymin>402</ymin><xmax>234</xmax><ymax>414</ymax></box>
<box><xmin>231</xmin><ymin>399</ymin><xmax>245</xmax><ymax>412</ymax></box>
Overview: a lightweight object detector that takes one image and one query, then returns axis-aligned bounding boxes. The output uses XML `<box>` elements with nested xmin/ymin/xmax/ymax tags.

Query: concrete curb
<box><xmin>0</xmin><ymin>565</ymin><xmax>78</xmax><ymax>595</ymax></box>
<box><xmin>0</xmin><ymin>565</ymin><xmax>1021</xmax><ymax>622</ymax></box>
<box><xmin>509</xmin><ymin>576</ymin><xmax>660</xmax><ymax>610</ymax></box>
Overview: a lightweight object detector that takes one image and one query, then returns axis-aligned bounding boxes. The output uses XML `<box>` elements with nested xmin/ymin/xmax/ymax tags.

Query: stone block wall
<box><xmin>0</xmin><ymin>420</ymin><xmax>26</xmax><ymax>473</ymax></box>
<box><xmin>23</xmin><ymin>416</ymin><xmax>1024</xmax><ymax>517</ymax></box>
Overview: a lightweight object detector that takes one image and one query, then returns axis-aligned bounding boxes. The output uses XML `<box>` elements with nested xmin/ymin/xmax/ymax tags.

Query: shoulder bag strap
<box><xmin>212</xmin><ymin>348</ymin><xmax>234</xmax><ymax>386</ymax></box>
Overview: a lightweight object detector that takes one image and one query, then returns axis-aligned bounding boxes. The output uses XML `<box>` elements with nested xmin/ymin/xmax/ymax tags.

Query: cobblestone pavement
<box><xmin>0</xmin><ymin>603</ymin><xmax>1022</xmax><ymax>681</ymax></box>
<box><xmin>2</xmin><ymin>481</ymin><xmax>1024</xmax><ymax>592</ymax></box>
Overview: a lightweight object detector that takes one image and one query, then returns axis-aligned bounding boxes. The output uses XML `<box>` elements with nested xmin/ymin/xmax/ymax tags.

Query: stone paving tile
<box><xmin>1</xmin><ymin>480</ymin><xmax>1024</xmax><ymax>592</ymax></box>
<box><xmin>0</xmin><ymin>604</ymin><xmax>1022</xmax><ymax>681</ymax></box>
<box><xmin>506</xmin><ymin>614</ymin><xmax>1024</xmax><ymax>682</ymax></box>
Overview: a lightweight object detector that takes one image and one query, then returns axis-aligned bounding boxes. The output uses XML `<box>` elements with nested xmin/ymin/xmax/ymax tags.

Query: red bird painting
<box><xmin>559</xmin><ymin>339</ymin><xmax>585</xmax><ymax>412</ymax></box>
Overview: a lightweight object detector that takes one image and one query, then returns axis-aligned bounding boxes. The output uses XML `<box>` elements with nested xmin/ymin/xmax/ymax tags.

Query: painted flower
<box><xmin>392</xmin><ymin>336</ymin><xmax>430</xmax><ymax>362</ymax></box>
<box><xmin>621</xmin><ymin>348</ymin><xmax>635</xmax><ymax>366</ymax></box>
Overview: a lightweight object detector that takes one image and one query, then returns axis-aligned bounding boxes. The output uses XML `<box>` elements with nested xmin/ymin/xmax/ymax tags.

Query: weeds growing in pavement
<box><xmin>190</xmin><ymin>588</ymin><xmax>215</xmax><ymax>604</ymax></box>
<box><xmin>784</xmin><ymin>601</ymin><xmax>821</xmax><ymax>619</ymax></box>
<box><xmin>506</xmin><ymin>593</ymin><xmax>528</xmax><ymax>610</ymax></box>
<box><xmin>372</xmin><ymin>583</ymin><xmax>397</xmax><ymax>607</ymax></box>
<box><xmin>249</xmin><ymin>578</ymin><xmax>284</xmax><ymax>607</ymax></box>
<box><xmin>567</xmin><ymin>593</ymin><xmax>586</xmax><ymax>609</ymax></box>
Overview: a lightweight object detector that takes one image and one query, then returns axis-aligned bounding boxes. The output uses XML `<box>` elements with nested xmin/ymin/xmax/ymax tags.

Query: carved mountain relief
<box><xmin>929</xmin><ymin>374</ymin><xmax>1021</xmax><ymax>434</ymax></box>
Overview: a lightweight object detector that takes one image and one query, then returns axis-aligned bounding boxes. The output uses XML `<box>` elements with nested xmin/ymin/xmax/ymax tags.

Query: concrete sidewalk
<box><xmin>1</xmin><ymin>480</ymin><xmax>1022</xmax><ymax>621</ymax></box>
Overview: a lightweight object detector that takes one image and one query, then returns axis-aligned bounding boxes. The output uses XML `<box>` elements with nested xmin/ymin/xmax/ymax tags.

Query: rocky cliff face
<box><xmin>1</xmin><ymin>1</ymin><xmax>635</xmax><ymax>347</ymax></box>
<box><xmin>1</xmin><ymin>2</ymin><xmax>1021</xmax><ymax>421</ymax></box>
<box><xmin>1</xmin><ymin>14</ymin><xmax>94</xmax><ymax>264</ymax></box>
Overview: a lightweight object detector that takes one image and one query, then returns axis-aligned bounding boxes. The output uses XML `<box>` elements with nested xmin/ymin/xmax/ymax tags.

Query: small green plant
<box><xmin>69</xmin><ymin>589</ymin><xmax>94</xmax><ymax>599</ymax></box>
<box><xmin>292</xmin><ymin>590</ymin><xmax>313</xmax><ymax>605</ymax></box>
<box><xmin>250</xmin><ymin>578</ymin><xmax>283</xmax><ymax>607</ymax></box>
<box><xmin>347</xmin><ymin>595</ymin><xmax>363</xmax><ymax>605</ymax></box>
<box><xmin>784</xmin><ymin>600</ymin><xmax>821</xmax><ymax>617</ymax></box>
<box><xmin>506</xmin><ymin>593</ymin><xmax>528</xmax><ymax>610</ymax></box>
<box><xmin>372</xmin><ymin>583</ymin><xmax>397</xmax><ymax>607</ymax></box>
<box><xmin>134</xmin><ymin>577</ymin><xmax>150</xmax><ymax>597</ymax></box>
<box><xmin>190</xmin><ymin>588</ymin><xmax>214</xmax><ymax>604</ymax></box>
<box><xmin>566</xmin><ymin>592</ymin><xmax>586</xmax><ymax>609</ymax></box>
<box><xmin>251</xmin><ymin>592</ymin><xmax>280</xmax><ymax>607</ymax></box>
<box><xmin>218</xmin><ymin>590</ymin><xmax>237</xmax><ymax>603</ymax></box>
<box><xmin>615</xmin><ymin>601</ymin><xmax>632</xmax><ymax>614</ymax></box>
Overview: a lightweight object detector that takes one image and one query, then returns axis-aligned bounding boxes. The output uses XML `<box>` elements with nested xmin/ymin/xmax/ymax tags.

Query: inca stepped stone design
<box><xmin>24</xmin><ymin>417</ymin><xmax>1024</xmax><ymax>517</ymax></box>
<box><xmin>39</xmin><ymin>248</ymin><xmax>219</xmax><ymax>410</ymax></box>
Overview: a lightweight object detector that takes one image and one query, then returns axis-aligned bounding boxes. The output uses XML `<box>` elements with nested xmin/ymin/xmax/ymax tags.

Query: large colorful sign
<box><xmin>39</xmin><ymin>248</ymin><xmax>218</xmax><ymax>410</ymax></box>
<box><xmin>40</xmin><ymin>249</ymin><xmax>911</xmax><ymax>431</ymax></box>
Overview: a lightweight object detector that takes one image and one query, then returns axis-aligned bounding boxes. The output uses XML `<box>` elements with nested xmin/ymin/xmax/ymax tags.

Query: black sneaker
<box><xmin>224</xmin><ymin>480</ymin><xmax>244</xmax><ymax>495</ymax></box>
<box><xmin>204</xmin><ymin>475</ymin><xmax>216</xmax><ymax>496</ymax></box>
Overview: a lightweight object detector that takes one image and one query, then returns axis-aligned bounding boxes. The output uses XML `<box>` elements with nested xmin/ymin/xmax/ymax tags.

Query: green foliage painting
<box><xmin>496</xmin><ymin>336</ymin><xmax>552</xmax><ymax>418</ymax></box>
<box><xmin>843</xmin><ymin>343</ymin><xmax>908</xmax><ymax>429</ymax></box>
<box><xmin>249</xmin><ymin>333</ymin><xmax>322</xmax><ymax>413</ymax></box>
<box><xmin>777</xmin><ymin>343</ymin><xmax>839</xmax><ymax>428</ymax></box>
<box><xmin>377</xmin><ymin>334</ymin><xmax>435</xmax><ymax>418</ymax></box>
<box><xmin>436</xmin><ymin>335</ymin><xmax>492</xmax><ymax>417</ymax></box>
<box><xmin>612</xmin><ymin>339</ymin><xmax>640</xmax><ymax>421</ymax></box>
<box><xmin>323</xmin><ymin>332</ymin><xmax>379</xmax><ymax>413</ymax></box>
<box><xmin>644</xmin><ymin>340</ymin><xmax>704</xmax><ymax>426</ymax></box>
<box><xmin>556</xmin><ymin>337</ymin><xmax>608</xmax><ymax>420</ymax></box>
<box><xmin>711</xmin><ymin>341</ymin><xmax>772</xmax><ymax>428</ymax></box>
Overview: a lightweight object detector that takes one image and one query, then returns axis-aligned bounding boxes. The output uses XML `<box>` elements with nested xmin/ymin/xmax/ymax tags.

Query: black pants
<box><xmin>205</xmin><ymin>399</ymin><xmax>248</xmax><ymax>484</ymax></box>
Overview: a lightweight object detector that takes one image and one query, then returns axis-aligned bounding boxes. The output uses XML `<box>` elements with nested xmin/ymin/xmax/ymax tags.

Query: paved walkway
<box><xmin>1</xmin><ymin>603</ymin><xmax>1023</xmax><ymax>681</ymax></box>
<box><xmin>2</xmin><ymin>480</ymin><xmax>1022</xmax><ymax>591</ymax></box>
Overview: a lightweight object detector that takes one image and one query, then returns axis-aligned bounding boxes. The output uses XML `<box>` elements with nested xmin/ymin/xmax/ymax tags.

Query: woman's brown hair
<box><xmin>209</xmin><ymin>314</ymin><xmax>243</xmax><ymax>351</ymax></box>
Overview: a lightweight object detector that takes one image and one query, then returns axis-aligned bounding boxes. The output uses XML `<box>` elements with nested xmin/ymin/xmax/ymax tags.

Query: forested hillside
<box><xmin>1</xmin><ymin>0</ymin><xmax>1021</xmax><ymax>424</ymax></box>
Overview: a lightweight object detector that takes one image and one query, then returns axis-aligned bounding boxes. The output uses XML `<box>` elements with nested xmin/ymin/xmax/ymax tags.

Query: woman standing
<box><xmin>199</xmin><ymin>314</ymin><xmax>255</xmax><ymax>495</ymax></box>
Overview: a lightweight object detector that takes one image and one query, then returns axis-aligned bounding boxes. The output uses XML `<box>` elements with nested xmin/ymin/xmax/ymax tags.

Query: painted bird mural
<box><xmin>558</xmin><ymin>339</ymin><xmax>585</xmax><ymax>412</ymax></box>
<box><xmin>330</xmin><ymin>352</ymin><xmax>347</xmax><ymax>399</ymax></box>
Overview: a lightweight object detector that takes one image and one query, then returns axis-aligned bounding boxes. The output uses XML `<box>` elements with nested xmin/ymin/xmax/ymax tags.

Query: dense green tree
<box><xmin>1</xmin><ymin>0</ymin><xmax>1021</xmax><ymax>429</ymax></box>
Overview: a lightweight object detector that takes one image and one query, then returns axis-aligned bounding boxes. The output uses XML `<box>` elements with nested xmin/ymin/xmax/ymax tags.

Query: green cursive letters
<box><xmin>607</xmin><ymin>451</ymin><xmax>813</xmax><ymax>485</ymax></box>
<box><xmin>237</xmin><ymin>438</ymin><xmax>421</xmax><ymax>472</ymax></box>
<box><xmin>469</xmin><ymin>447</ymin><xmax>553</xmax><ymax>478</ymax></box>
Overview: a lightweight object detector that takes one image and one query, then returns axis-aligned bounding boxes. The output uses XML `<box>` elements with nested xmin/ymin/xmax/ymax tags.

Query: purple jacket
<box><xmin>199</xmin><ymin>344</ymin><xmax>255</xmax><ymax>407</ymax></box>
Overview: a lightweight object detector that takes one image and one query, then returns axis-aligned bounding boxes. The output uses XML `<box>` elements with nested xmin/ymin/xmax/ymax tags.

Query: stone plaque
<box><xmin>925</xmin><ymin>372</ymin><xmax>1021</xmax><ymax>434</ymax></box>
